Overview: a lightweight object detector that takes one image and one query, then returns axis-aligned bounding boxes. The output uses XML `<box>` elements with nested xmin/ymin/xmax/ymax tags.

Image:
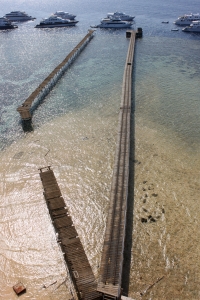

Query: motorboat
<box><xmin>107</xmin><ymin>11</ymin><xmax>134</xmax><ymax>21</ymax></box>
<box><xmin>35</xmin><ymin>16</ymin><xmax>78</xmax><ymax>28</ymax></box>
<box><xmin>53</xmin><ymin>11</ymin><xmax>76</xmax><ymax>20</ymax></box>
<box><xmin>95</xmin><ymin>17</ymin><xmax>133</xmax><ymax>28</ymax></box>
<box><xmin>3</xmin><ymin>11</ymin><xmax>36</xmax><ymax>22</ymax></box>
<box><xmin>182</xmin><ymin>20</ymin><xmax>200</xmax><ymax>32</ymax></box>
<box><xmin>0</xmin><ymin>17</ymin><xmax>18</xmax><ymax>29</ymax></box>
<box><xmin>174</xmin><ymin>13</ymin><xmax>200</xmax><ymax>25</ymax></box>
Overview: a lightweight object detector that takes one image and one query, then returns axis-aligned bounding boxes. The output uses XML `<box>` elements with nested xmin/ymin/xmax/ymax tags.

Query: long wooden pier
<box><xmin>17</xmin><ymin>30</ymin><xmax>95</xmax><ymax>121</ymax></box>
<box><xmin>97</xmin><ymin>30</ymin><xmax>136</xmax><ymax>299</ymax></box>
<box><xmin>39</xmin><ymin>166</ymin><xmax>101</xmax><ymax>300</ymax></box>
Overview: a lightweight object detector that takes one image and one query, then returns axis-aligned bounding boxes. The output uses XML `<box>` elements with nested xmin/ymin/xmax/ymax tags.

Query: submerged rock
<box><xmin>141</xmin><ymin>218</ymin><xmax>147</xmax><ymax>223</ymax></box>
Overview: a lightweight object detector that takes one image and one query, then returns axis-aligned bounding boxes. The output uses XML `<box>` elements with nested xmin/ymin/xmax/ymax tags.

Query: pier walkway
<box><xmin>39</xmin><ymin>166</ymin><xmax>101</xmax><ymax>300</ymax></box>
<box><xmin>97</xmin><ymin>30</ymin><xmax>136</xmax><ymax>299</ymax></box>
<box><xmin>17</xmin><ymin>30</ymin><xmax>95</xmax><ymax>121</ymax></box>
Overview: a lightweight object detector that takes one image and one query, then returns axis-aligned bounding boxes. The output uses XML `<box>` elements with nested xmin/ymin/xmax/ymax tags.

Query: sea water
<box><xmin>0</xmin><ymin>0</ymin><xmax>200</xmax><ymax>299</ymax></box>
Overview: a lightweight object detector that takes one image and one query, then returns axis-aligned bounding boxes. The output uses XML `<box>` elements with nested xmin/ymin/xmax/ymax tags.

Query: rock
<box><xmin>13</xmin><ymin>282</ymin><xmax>26</xmax><ymax>295</ymax></box>
<box><xmin>148</xmin><ymin>215</ymin><xmax>156</xmax><ymax>222</ymax></box>
<box><xmin>143</xmin><ymin>181</ymin><xmax>147</xmax><ymax>184</ymax></box>
<box><xmin>141</xmin><ymin>218</ymin><xmax>147</xmax><ymax>223</ymax></box>
<box><xmin>152</xmin><ymin>193</ymin><xmax>158</xmax><ymax>197</ymax></box>
<box><xmin>143</xmin><ymin>208</ymin><xmax>148</xmax><ymax>212</ymax></box>
<box><xmin>150</xmin><ymin>217</ymin><xmax>156</xmax><ymax>222</ymax></box>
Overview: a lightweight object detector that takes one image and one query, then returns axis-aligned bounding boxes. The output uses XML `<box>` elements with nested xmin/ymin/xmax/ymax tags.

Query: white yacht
<box><xmin>95</xmin><ymin>17</ymin><xmax>133</xmax><ymax>28</ymax></box>
<box><xmin>3</xmin><ymin>11</ymin><xmax>36</xmax><ymax>22</ymax></box>
<box><xmin>35</xmin><ymin>16</ymin><xmax>78</xmax><ymax>28</ymax></box>
<box><xmin>0</xmin><ymin>17</ymin><xmax>18</xmax><ymax>29</ymax></box>
<box><xmin>107</xmin><ymin>11</ymin><xmax>134</xmax><ymax>21</ymax></box>
<box><xmin>174</xmin><ymin>13</ymin><xmax>200</xmax><ymax>25</ymax></box>
<box><xmin>182</xmin><ymin>20</ymin><xmax>200</xmax><ymax>32</ymax></box>
<box><xmin>53</xmin><ymin>11</ymin><xmax>76</xmax><ymax>20</ymax></box>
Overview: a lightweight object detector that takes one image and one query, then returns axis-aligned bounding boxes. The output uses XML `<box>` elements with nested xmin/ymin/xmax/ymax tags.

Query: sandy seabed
<box><xmin>129</xmin><ymin>119</ymin><xmax>200</xmax><ymax>300</ymax></box>
<box><xmin>1</xmin><ymin>106</ymin><xmax>200</xmax><ymax>299</ymax></box>
<box><xmin>0</xmin><ymin>107</ymin><xmax>117</xmax><ymax>300</ymax></box>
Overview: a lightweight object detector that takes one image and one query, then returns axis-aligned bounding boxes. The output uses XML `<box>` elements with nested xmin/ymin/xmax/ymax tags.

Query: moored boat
<box><xmin>174</xmin><ymin>13</ymin><xmax>200</xmax><ymax>25</ymax></box>
<box><xmin>182</xmin><ymin>20</ymin><xmax>200</xmax><ymax>32</ymax></box>
<box><xmin>3</xmin><ymin>11</ymin><xmax>35</xmax><ymax>22</ymax></box>
<box><xmin>35</xmin><ymin>16</ymin><xmax>78</xmax><ymax>28</ymax></box>
<box><xmin>107</xmin><ymin>11</ymin><xmax>134</xmax><ymax>21</ymax></box>
<box><xmin>0</xmin><ymin>17</ymin><xmax>18</xmax><ymax>30</ymax></box>
<box><xmin>53</xmin><ymin>11</ymin><xmax>76</xmax><ymax>20</ymax></box>
<box><xmin>94</xmin><ymin>16</ymin><xmax>133</xmax><ymax>29</ymax></box>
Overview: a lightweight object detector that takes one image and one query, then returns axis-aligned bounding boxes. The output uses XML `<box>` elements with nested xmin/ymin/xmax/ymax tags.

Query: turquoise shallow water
<box><xmin>0</xmin><ymin>0</ymin><xmax>200</xmax><ymax>299</ymax></box>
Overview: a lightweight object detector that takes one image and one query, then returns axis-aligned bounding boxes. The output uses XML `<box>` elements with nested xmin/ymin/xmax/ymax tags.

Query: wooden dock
<box><xmin>39</xmin><ymin>166</ymin><xmax>101</xmax><ymax>300</ymax></box>
<box><xmin>17</xmin><ymin>30</ymin><xmax>95</xmax><ymax>121</ymax></box>
<box><xmin>97</xmin><ymin>30</ymin><xmax>136</xmax><ymax>299</ymax></box>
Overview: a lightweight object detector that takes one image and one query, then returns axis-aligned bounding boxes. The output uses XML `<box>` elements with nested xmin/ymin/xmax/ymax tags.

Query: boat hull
<box><xmin>182</xmin><ymin>28</ymin><xmax>200</xmax><ymax>32</ymax></box>
<box><xmin>174</xmin><ymin>20</ymin><xmax>199</xmax><ymax>26</ymax></box>
<box><xmin>35</xmin><ymin>22</ymin><xmax>78</xmax><ymax>28</ymax></box>
<box><xmin>97</xmin><ymin>23</ymin><xmax>133</xmax><ymax>28</ymax></box>
<box><xmin>4</xmin><ymin>17</ymin><xmax>35</xmax><ymax>22</ymax></box>
<box><xmin>0</xmin><ymin>25</ymin><xmax>18</xmax><ymax>30</ymax></box>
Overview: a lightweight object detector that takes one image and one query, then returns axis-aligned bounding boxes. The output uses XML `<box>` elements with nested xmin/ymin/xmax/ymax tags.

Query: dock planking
<box><xmin>97</xmin><ymin>30</ymin><xmax>137</xmax><ymax>299</ymax></box>
<box><xmin>17</xmin><ymin>30</ymin><xmax>95</xmax><ymax>121</ymax></box>
<box><xmin>39</xmin><ymin>166</ymin><xmax>101</xmax><ymax>300</ymax></box>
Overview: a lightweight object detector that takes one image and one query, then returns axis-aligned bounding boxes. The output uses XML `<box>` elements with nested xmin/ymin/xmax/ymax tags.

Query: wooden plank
<box><xmin>97</xmin><ymin>31</ymin><xmax>136</xmax><ymax>298</ymax></box>
<box><xmin>47</xmin><ymin>197</ymin><xmax>66</xmax><ymax>210</ymax></box>
<box><xmin>39</xmin><ymin>167</ymin><xmax>100</xmax><ymax>300</ymax></box>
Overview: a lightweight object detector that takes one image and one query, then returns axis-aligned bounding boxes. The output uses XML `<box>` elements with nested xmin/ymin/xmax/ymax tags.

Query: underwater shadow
<box><xmin>22</xmin><ymin>119</ymin><xmax>34</xmax><ymax>132</ymax></box>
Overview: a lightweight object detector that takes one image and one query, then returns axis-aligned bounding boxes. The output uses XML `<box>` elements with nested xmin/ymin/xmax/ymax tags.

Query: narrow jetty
<box><xmin>97</xmin><ymin>30</ymin><xmax>137</xmax><ymax>299</ymax></box>
<box><xmin>39</xmin><ymin>166</ymin><xmax>101</xmax><ymax>300</ymax></box>
<box><xmin>17</xmin><ymin>30</ymin><xmax>95</xmax><ymax>121</ymax></box>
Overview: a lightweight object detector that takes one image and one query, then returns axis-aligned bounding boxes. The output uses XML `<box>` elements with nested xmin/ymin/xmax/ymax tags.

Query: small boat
<box><xmin>53</xmin><ymin>11</ymin><xmax>76</xmax><ymax>20</ymax></box>
<box><xmin>182</xmin><ymin>20</ymin><xmax>200</xmax><ymax>32</ymax></box>
<box><xmin>171</xmin><ymin>28</ymin><xmax>179</xmax><ymax>31</ymax></box>
<box><xmin>162</xmin><ymin>21</ymin><xmax>169</xmax><ymax>24</ymax></box>
<box><xmin>107</xmin><ymin>11</ymin><xmax>134</xmax><ymax>21</ymax></box>
<box><xmin>174</xmin><ymin>13</ymin><xmax>200</xmax><ymax>26</ymax></box>
<box><xmin>35</xmin><ymin>16</ymin><xmax>78</xmax><ymax>28</ymax></box>
<box><xmin>95</xmin><ymin>16</ymin><xmax>133</xmax><ymax>29</ymax></box>
<box><xmin>3</xmin><ymin>11</ymin><xmax>35</xmax><ymax>22</ymax></box>
<box><xmin>0</xmin><ymin>17</ymin><xmax>18</xmax><ymax>30</ymax></box>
